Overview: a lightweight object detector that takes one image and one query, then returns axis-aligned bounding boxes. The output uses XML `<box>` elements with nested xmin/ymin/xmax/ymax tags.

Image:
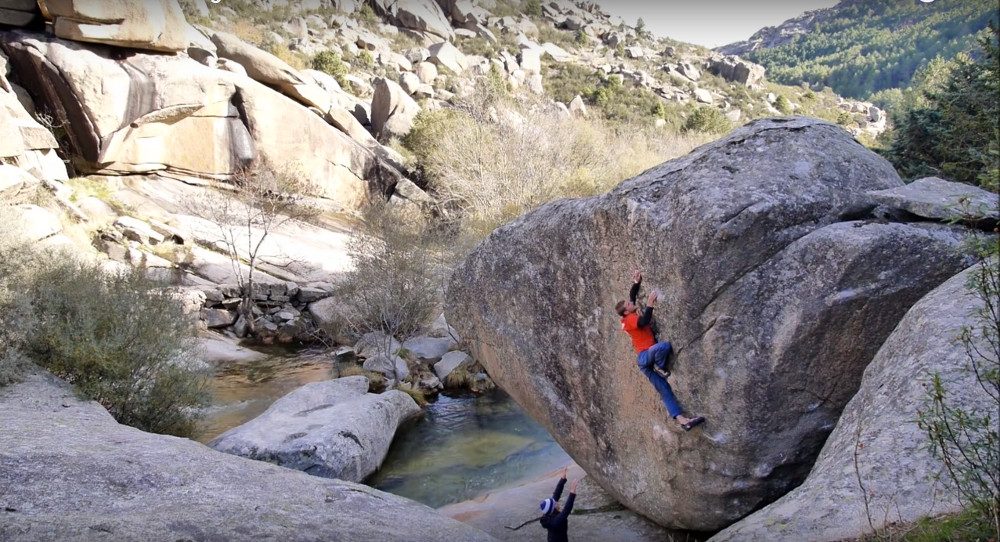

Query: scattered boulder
<box><xmin>201</xmin><ymin>308</ymin><xmax>237</xmax><ymax>329</ymax></box>
<box><xmin>415</xmin><ymin>60</ymin><xmax>439</xmax><ymax>84</ymax></box>
<box><xmin>402</xmin><ymin>336</ymin><xmax>455</xmax><ymax>362</ymax></box>
<box><xmin>677</xmin><ymin>61</ymin><xmax>701</xmax><ymax>81</ymax></box>
<box><xmin>541</xmin><ymin>42</ymin><xmax>574</xmax><ymax>62</ymax></box>
<box><xmin>434</xmin><ymin>350</ymin><xmax>473</xmax><ymax>381</ymax></box>
<box><xmin>44</xmin><ymin>0</ymin><xmax>194</xmax><ymax>52</ymax></box>
<box><xmin>708</xmin><ymin>55</ymin><xmax>766</xmax><ymax>87</ymax></box>
<box><xmin>0</xmin><ymin>371</ymin><xmax>493</xmax><ymax>541</ymax></box>
<box><xmin>371</xmin><ymin>77</ymin><xmax>421</xmax><ymax>142</ymax></box>
<box><xmin>427</xmin><ymin>41</ymin><xmax>467</xmax><ymax>74</ymax></box>
<box><xmin>211</xmin><ymin>377</ymin><xmax>421</xmax><ymax>482</ymax></box>
<box><xmin>568</xmin><ymin>95</ymin><xmax>587</xmax><ymax>117</ymax></box>
<box><xmin>428</xmin><ymin>312</ymin><xmax>461</xmax><ymax>341</ymax></box>
<box><xmin>625</xmin><ymin>46</ymin><xmax>644</xmax><ymax>59</ymax></box>
<box><xmin>693</xmin><ymin>87</ymin><xmax>713</xmax><ymax>104</ymax></box>
<box><xmin>870</xmin><ymin>176</ymin><xmax>999</xmax><ymax>223</ymax></box>
<box><xmin>518</xmin><ymin>47</ymin><xmax>542</xmax><ymax>75</ymax></box>
<box><xmin>399</xmin><ymin>71</ymin><xmax>423</xmax><ymax>96</ymax></box>
<box><xmin>712</xmin><ymin>264</ymin><xmax>995</xmax><ymax>541</ymax></box>
<box><xmin>363</xmin><ymin>353</ymin><xmax>411</xmax><ymax>382</ymax></box>
<box><xmin>446</xmin><ymin>117</ymin><xmax>973</xmax><ymax>530</ymax></box>
<box><xmin>370</xmin><ymin>0</ymin><xmax>454</xmax><ymax>40</ymax></box>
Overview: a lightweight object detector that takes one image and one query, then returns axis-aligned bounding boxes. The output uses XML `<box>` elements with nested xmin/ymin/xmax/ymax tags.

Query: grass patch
<box><xmin>398</xmin><ymin>383</ymin><xmax>428</xmax><ymax>406</ymax></box>
<box><xmin>862</xmin><ymin>508</ymin><xmax>997</xmax><ymax>542</ymax></box>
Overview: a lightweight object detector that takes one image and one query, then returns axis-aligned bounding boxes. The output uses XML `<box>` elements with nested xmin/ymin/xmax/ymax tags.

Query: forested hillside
<box><xmin>724</xmin><ymin>0</ymin><xmax>995</xmax><ymax>99</ymax></box>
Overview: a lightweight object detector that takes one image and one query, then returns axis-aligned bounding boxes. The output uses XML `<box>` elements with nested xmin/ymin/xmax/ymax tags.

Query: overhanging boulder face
<box><xmin>446</xmin><ymin>117</ymin><xmax>973</xmax><ymax>531</ymax></box>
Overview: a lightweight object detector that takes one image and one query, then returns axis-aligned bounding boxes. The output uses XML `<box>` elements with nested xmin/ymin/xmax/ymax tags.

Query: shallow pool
<box><xmin>195</xmin><ymin>348</ymin><xmax>570</xmax><ymax>508</ymax></box>
<box><xmin>368</xmin><ymin>389</ymin><xmax>570</xmax><ymax>508</ymax></box>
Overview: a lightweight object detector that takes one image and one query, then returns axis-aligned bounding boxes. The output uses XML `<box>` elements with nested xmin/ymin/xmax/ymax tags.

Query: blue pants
<box><xmin>637</xmin><ymin>342</ymin><xmax>682</xmax><ymax>418</ymax></box>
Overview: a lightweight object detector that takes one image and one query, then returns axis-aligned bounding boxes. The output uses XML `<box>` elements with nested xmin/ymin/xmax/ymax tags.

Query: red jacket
<box><xmin>621</xmin><ymin>312</ymin><xmax>656</xmax><ymax>353</ymax></box>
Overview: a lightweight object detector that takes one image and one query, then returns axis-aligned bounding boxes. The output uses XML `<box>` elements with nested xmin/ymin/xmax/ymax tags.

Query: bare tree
<box><xmin>186</xmin><ymin>159</ymin><xmax>319</xmax><ymax>337</ymax></box>
<box><xmin>338</xmin><ymin>203</ymin><xmax>446</xmax><ymax>355</ymax></box>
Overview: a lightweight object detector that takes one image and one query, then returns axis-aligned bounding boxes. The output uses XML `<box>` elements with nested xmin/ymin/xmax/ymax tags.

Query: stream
<box><xmin>195</xmin><ymin>348</ymin><xmax>570</xmax><ymax>508</ymax></box>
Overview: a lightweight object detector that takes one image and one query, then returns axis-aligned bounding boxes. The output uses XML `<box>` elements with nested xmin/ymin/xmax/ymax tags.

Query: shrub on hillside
<box><xmin>774</xmin><ymin>95</ymin><xmax>793</xmax><ymax>115</ymax></box>
<box><xmin>683</xmin><ymin>106</ymin><xmax>733</xmax><ymax>135</ymax></box>
<box><xmin>337</xmin><ymin>204</ymin><xmax>444</xmax><ymax>343</ymax></box>
<box><xmin>403</xmin><ymin>87</ymin><xmax>711</xmax><ymax>236</ymax></box>
<box><xmin>313</xmin><ymin>50</ymin><xmax>350</xmax><ymax>88</ymax></box>
<box><xmin>0</xmin><ymin>206</ymin><xmax>35</xmax><ymax>387</ymax></box>
<box><xmin>23</xmin><ymin>260</ymin><xmax>208</xmax><ymax>436</ymax></box>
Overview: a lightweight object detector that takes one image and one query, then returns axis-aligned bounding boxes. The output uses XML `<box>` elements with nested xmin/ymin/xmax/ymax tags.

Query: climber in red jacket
<box><xmin>616</xmin><ymin>270</ymin><xmax>705</xmax><ymax>431</ymax></box>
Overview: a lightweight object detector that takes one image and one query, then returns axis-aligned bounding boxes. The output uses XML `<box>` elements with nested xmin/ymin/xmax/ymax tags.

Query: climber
<box><xmin>616</xmin><ymin>270</ymin><xmax>706</xmax><ymax>431</ymax></box>
<box><xmin>539</xmin><ymin>467</ymin><xmax>578</xmax><ymax>542</ymax></box>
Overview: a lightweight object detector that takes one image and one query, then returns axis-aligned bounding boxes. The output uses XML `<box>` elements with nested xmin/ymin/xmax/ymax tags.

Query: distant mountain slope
<box><xmin>718</xmin><ymin>0</ymin><xmax>996</xmax><ymax>99</ymax></box>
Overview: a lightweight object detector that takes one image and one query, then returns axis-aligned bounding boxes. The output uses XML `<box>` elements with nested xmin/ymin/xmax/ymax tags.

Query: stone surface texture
<box><xmin>712</xmin><ymin>264</ymin><xmax>996</xmax><ymax>541</ymax></box>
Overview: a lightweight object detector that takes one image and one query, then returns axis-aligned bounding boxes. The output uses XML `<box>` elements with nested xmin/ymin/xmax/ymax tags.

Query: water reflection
<box><xmin>368</xmin><ymin>390</ymin><xmax>570</xmax><ymax>508</ymax></box>
<box><xmin>196</xmin><ymin>348</ymin><xmax>334</xmax><ymax>443</ymax></box>
<box><xmin>196</xmin><ymin>348</ymin><xmax>570</xmax><ymax>509</ymax></box>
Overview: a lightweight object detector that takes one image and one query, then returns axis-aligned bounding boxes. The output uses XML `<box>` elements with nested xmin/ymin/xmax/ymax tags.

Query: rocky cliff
<box><xmin>446</xmin><ymin>117</ymin><xmax>973</xmax><ymax>531</ymax></box>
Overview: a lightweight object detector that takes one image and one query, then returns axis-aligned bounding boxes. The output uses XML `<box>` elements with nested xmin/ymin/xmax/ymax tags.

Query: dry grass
<box><xmin>404</xmin><ymin>89</ymin><xmax>712</xmax><ymax>236</ymax></box>
<box><xmin>398</xmin><ymin>384</ymin><xmax>429</xmax><ymax>406</ymax></box>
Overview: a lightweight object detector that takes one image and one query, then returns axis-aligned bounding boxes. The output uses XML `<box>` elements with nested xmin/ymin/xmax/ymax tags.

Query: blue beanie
<box><xmin>539</xmin><ymin>498</ymin><xmax>556</xmax><ymax>515</ymax></box>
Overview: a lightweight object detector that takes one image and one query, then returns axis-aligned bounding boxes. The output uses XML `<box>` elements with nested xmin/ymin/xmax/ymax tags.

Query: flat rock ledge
<box><xmin>0</xmin><ymin>370</ymin><xmax>495</xmax><ymax>542</ymax></box>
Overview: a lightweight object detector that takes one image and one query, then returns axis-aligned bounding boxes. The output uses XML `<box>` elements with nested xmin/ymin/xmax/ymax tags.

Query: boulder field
<box><xmin>446</xmin><ymin>117</ymin><xmax>973</xmax><ymax>531</ymax></box>
<box><xmin>0</xmin><ymin>370</ymin><xmax>494</xmax><ymax>541</ymax></box>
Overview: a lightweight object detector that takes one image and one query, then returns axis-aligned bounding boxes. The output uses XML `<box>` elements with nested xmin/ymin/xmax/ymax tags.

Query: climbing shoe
<box><xmin>653</xmin><ymin>366</ymin><xmax>670</xmax><ymax>378</ymax></box>
<box><xmin>681</xmin><ymin>416</ymin><xmax>705</xmax><ymax>431</ymax></box>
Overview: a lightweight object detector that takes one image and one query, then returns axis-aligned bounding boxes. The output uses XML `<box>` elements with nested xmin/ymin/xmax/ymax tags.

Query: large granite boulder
<box><xmin>371</xmin><ymin>76</ymin><xmax>420</xmax><ymax>143</ymax></box>
<box><xmin>210</xmin><ymin>376</ymin><xmax>420</xmax><ymax>482</ymax></box>
<box><xmin>446</xmin><ymin>117</ymin><xmax>973</xmax><ymax>531</ymax></box>
<box><xmin>0</xmin><ymin>49</ymin><xmax>67</xmax><ymax>182</ymax></box>
<box><xmin>712</xmin><ymin>263</ymin><xmax>996</xmax><ymax>540</ymax></box>
<box><xmin>0</xmin><ymin>370</ymin><xmax>495</xmax><ymax>541</ymax></box>
<box><xmin>370</xmin><ymin>0</ymin><xmax>455</xmax><ymax>40</ymax></box>
<box><xmin>0</xmin><ymin>32</ymin><xmax>404</xmax><ymax>207</ymax></box>
<box><xmin>43</xmin><ymin>0</ymin><xmax>194</xmax><ymax>52</ymax></box>
<box><xmin>707</xmin><ymin>55</ymin><xmax>766</xmax><ymax>87</ymax></box>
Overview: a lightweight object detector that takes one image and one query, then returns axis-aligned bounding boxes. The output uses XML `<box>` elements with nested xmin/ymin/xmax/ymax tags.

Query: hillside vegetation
<box><xmin>729</xmin><ymin>0</ymin><xmax>995</xmax><ymax>99</ymax></box>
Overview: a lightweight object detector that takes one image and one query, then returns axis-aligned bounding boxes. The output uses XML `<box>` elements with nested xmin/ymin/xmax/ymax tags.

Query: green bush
<box><xmin>312</xmin><ymin>50</ymin><xmax>349</xmax><ymax>88</ymax></box>
<box><xmin>774</xmin><ymin>95</ymin><xmax>793</xmax><ymax>115</ymax></box>
<box><xmin>358</xmin><ymin>3</ymin><xmax>378</xmax><ymax>25</ymax></box>
<box><xmin>24</xmin><ymin>260</ymin><xmax>208</xmax><ymax>436</ymax></box>
<box><xmin>358</xmin><ymin>50</ymin><xmax>375</xmax><ymax>69</ymax></box>
<box><xmin>683</xmin><ymin>106</ymin><xmax>733</xmax><ymax>134</ymax></box>
<box><xmin>523</xmin><ymin>0</ymin><xmax>542</xmax><ymax>17</ymax></box>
